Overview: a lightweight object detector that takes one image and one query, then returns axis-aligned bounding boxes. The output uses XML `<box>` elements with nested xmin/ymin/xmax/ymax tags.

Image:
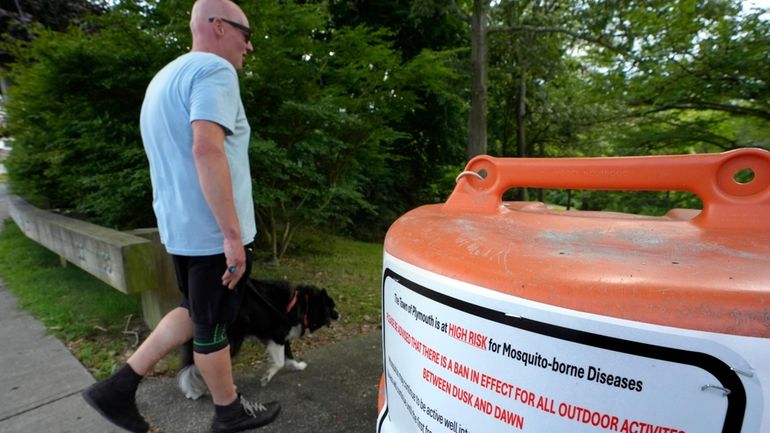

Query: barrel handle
<box><xmin>443</xmin><ymin>148</ymin><xmax>770</xmax><ymax>229</ymax></box>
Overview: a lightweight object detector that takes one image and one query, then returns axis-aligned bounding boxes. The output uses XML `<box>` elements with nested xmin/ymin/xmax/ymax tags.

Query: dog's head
<box><xmin>296</xmin><ymin>284</ymin><xmax>339</xmax><ymax>333</ymax></box>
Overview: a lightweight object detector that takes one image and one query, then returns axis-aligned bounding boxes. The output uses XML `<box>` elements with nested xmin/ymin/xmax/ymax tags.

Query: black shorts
<box><xmin>172</xmin><ymin>243</ymin><xmax>254</xmax><ymax>326</ymax></box>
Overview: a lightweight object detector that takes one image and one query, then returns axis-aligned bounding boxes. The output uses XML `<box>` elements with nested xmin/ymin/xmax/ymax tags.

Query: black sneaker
<box><xmin>210</xmin><ymin>395</ymin><xmax>281</xmax><ymax>433</ymax></box>
<box><xmin>82</xmin><ymin>379</ymin><xmax>150</xmax><ymax>433</ymax></box>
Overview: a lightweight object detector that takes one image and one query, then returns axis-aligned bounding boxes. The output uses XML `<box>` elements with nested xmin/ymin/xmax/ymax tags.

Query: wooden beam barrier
<box><xmin>127</xmin><ymin>228</ymin><xmax>182</xmax><ymax>329</ymax></box>
<box><xmin>8</xmin><ymin>195</ymin><xmax>180</xmax><ymax>328</ymax></box>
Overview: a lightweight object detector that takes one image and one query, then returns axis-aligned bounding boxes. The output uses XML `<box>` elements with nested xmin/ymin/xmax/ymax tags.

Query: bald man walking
<box><xmin>82</xmin><ymin>1</ymin><xmax>280</xmax><ymax>432</ymax></box>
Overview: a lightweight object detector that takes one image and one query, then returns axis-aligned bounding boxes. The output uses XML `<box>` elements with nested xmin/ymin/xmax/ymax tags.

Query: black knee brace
<box><xmin>192</xmin><ymin>322</ymin><xmax>229</xmax><ymax>354</ymax></box>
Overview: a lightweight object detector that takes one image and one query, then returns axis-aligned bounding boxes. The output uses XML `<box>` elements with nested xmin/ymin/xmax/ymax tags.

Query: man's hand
<box><xmin>221</xmin><ymin>238</ymin><xmax>246</xmax><ymax>289</ymax></box>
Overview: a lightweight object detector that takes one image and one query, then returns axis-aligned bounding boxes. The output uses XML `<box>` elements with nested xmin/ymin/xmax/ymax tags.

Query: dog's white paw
<box><xmin>286</xmin><ymin>360</ymin><xmax>307</xmax><ymax>371</ymax></box>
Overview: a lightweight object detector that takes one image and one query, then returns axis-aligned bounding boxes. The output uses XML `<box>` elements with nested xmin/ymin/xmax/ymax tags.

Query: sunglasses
<box><xmin>208</xmin><ymin>17</ymin><xmax>252</xmax><ymax>43</ymax></box>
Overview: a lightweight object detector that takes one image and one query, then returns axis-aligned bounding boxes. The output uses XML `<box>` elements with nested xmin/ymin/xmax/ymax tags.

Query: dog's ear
<box><xmin>323</xmin><ymin>290</ymin><xmax>339</xmax><ymax>320</ymax></box>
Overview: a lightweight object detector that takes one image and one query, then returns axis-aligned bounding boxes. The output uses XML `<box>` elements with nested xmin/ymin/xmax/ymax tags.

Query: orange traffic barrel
<box><xmin>377</xmin><ymin>149</ymin><xmax>770</xmax><ymax>433</ymax></box>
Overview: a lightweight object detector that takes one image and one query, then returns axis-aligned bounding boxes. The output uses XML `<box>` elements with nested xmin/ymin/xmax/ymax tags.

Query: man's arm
<box><xmin>191</xmin><ymin>119</ymin><xmax>245</xmax><ymax>289</ymax></box>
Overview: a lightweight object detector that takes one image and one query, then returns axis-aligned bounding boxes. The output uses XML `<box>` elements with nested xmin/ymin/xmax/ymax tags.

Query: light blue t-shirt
<box><xmin>140</xmin><ymin>52</ymin><xmax>256</xmax><ymax>256</ymax></box>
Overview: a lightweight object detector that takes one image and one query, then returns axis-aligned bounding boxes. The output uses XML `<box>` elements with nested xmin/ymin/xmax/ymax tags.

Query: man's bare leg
<box><xmin>195</xmin><ymin>347</ymin><xmax>237</xmax><ymax>405</ymax></box>
<box><xmin>127</xmin><ymin>306</ymin><xmax>193</xmax><ymax>376</ymax></box>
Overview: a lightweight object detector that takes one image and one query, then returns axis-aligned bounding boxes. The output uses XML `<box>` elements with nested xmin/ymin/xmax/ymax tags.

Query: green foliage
<box><xmin>3</xmin><ymin>11</ymin><xmax>180</xmax><ymax>227</ymax></box>
<box><xmin>329</xmin><ymin>0</ymin><xmax>469</xmax><ymax>58</ymax></box>
<box><xmin>486</xmin><ymin>0</ymin><xmax>579</xmax><ymax>157</ymax></box>
<box><xmin>0</xmin><ymin>0</ymin><xmax>108</xmax><ymax>60</ymax></box>
<box><xmin>326</xmin><ymin>0</ymin><xmax>469</xmax><ymax>236</ymax></box>
<box><xmin>242</xmin><ymin>0</ymin><xmax>465</xmax><ymax>256</ymax></box>
<box><xmin>581</xmin><ymin>0</ymin><xmax>770</xmax><ymax>153</ymax></box>
<box><xmin>491</xmin><ymin>0</ymin><xmax>768</xmax><ymax>167</ymax></box>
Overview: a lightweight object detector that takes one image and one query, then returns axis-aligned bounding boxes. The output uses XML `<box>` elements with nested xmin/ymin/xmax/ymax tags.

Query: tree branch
<box><xmin>637</xmin><ymin>101</ymin><xmax>770</xmax><ymax>121</ymax></box>
<box><xmin>487</xmin><ymin>24</ymin><xmax>622</xmax><ymax>53</ymax></box>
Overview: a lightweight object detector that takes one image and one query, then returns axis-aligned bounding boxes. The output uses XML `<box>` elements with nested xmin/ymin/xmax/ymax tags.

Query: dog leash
<box><xmin>246</xmin><ymin>280</ymin><xmax>309</xmax><ymax>329</ymax></box>
<box><xmin>286</xmin><ymin>291</ymin><xmax>298</xmax><ymax>312</ymax></box>
<box><xmin>286</xmin><ymin>291</ymin><xmax>311</xmax><ymax>329</ymax></box>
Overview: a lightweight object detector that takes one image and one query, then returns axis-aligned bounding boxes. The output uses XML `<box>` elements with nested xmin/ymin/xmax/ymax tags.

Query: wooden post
<box><xmin>127</xmin><ymin>228</ymin><xmax>181</xmax><ymax>329</ymax></box>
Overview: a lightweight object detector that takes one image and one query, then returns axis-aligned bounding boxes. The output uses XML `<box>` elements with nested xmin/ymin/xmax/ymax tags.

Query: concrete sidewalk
<box><xmin>0</xmin><ymin>182</ymin><xmax>383</xmax><ymax>432</ymax></box>
<box><xmin>0</xmin><ymin>286</ymin><xmax>125</xmax><ymax>433</ymax></box>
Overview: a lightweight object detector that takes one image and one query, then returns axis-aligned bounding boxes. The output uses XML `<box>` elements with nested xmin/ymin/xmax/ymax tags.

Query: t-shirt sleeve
<box><xmin>189</xmin><ymin>62</ymin><xmax>240</xmax><ymax>135</ymax></box>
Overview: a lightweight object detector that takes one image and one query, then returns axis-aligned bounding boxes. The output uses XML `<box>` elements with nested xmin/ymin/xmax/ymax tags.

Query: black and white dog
<box><xmin>176</xmin><ymin>279</ymin><xmax>339</xmax><ymax>399</ymax></box>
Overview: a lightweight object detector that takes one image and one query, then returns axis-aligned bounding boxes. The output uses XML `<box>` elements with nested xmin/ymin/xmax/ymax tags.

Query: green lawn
<box><xmin>0</xmin><ymin>220</ymin><xmax>383</xmax><ymax>379</ymax></box>
<box><xmin>252</xmin><ymin>231</ymin><xmax>383</xmax><ymax>325</ymax></box>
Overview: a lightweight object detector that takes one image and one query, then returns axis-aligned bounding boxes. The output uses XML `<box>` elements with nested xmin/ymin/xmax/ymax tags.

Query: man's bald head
<box><xmin>189</xmin><ymin>0</ymin><xmax>252</xmax><ymax>69</ymax></box>
<box><xmin>190</xmin><ymin>0</ymin><xmax>243</xmax><ymax>39</ymax></box>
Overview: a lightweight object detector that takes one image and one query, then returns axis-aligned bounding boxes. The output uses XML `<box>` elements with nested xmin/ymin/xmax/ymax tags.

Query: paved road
<box><xmin>0</xmin><ymin>182</ymin><xmax>383</xmax><ymax>432</ymax></box>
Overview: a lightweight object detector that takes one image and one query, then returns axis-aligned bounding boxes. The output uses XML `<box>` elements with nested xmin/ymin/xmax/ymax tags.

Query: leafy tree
<box><xmin>329</xmin><ymin>0</ymin><xmax>468</xmax><ymax>57</ymax></box>
<box><xmin>0</xmin><ymin>0</ymin><xmax>108</xmax><ymax>110</ymax></box>
<box><xmin>242</xmin><ymin>0</ymin><xmax>463</xmax><ymax>259</ymax></box>
<box><xmin>451</xmin><ymin>0</ymin><xmax>635</xmax><ymax>158</ymax></box>
<box><xmin>0</xmin><ymin>0</ymin><xmax>106</xmax><ymax>34</ymax></box>
<box><xmin>486</xmin><ymin>0</ymin><xmax>571</xmax><ymax>159</ymax></box>
<box><xmin>327</xmin><ymin>0</ymin><xmax>470</xmax><ymax>233</ymax></box>
<box><xmin>452</xmin><ymin>0</ymin><xmax>769</xmax><ymax>161</ymax></box>
<box><xmin>593</xmin><ymin>4</ymin><xmax>770</xmax><ymax>153</ymax></box>
<box><xmin>3</xmin><ymin>7</ymin><xmax>179</xmax><ymax>227</ymax></box>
